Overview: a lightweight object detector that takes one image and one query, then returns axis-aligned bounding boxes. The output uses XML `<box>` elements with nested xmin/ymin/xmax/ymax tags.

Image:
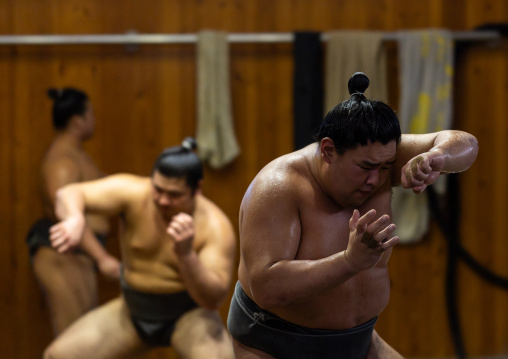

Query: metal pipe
<box><xmin>0</xmin><ymin>31</ymin><xmax>500</xmax><ymax>46</ymax></box>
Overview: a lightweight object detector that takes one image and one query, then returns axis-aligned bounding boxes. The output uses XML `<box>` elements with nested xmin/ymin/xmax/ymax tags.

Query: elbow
<box><xmin>249</xmin><ymin>276</ymin><xmax>292</xmax><ymax>310</ymax></box>
<box><xmin>54</xmin><ymin>184</ymin><xmax>79</xmax><ymax>203</ymax></box>
<box><xmin>196</xmin><ymin>284</ymin><xmax>230</xmax><ymax>311</ymax></box>
<box><xmin>462</xmin><ymin>133</ymin><xmax>479</xmax><ymax>169</ymax></box>
<box><xmin>200</xmin><ymin>300</ymin><xmax>222</xmax><ymax>311</ymax></box>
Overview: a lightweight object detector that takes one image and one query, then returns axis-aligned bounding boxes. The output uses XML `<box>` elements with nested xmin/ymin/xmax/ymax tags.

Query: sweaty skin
<box><xmin>238</xmin><ymin>146</ymin><xmax>394</xmax><ymax>330</ymax></box>
<box><xmin>237</xmin><ymin>131</ymin><xmax>478</xmax><ymax>334</ymax></box>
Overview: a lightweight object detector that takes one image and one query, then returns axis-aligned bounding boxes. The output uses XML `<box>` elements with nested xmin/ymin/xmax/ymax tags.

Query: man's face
<box><xmin>326</xmin><ymin>140</ymin><xmax>397</xmax><ymax>208</ymax></box>
<box><xmin>151</xmin><ymin>171</ymin><xmax>196</xmax><ymax>221</ymax></box>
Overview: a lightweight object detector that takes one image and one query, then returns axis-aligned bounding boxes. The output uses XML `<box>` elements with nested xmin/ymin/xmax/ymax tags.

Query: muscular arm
<box><xmin>239</xmin><ymin>172</ymin><xmax>397</xmax><ymax>310</ymax></box>
<box><xmin>50</xmin><ymin>174</ymin><xmax>133</xmax><ymax>252</ymax></box>
<box><xmin>392</xmin><ymin>130</ymin><xmax>479</xmax><ymax>192</ymax></box>
<box><xmin>169</xmin><ymin>209</ymin><xmax>236</xmax><ymax>310</ymax></box>
<box><xmin>44</xmin><ymin>158</ymin><xmax>115</xmax><ymax>264</ymax></box>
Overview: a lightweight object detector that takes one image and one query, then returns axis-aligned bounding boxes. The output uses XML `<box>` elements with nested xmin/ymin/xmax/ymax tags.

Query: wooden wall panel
<box><xmin>1</xmin><ymin>0</ymin><xmax>508</xmax><ymax>358</ymax></box>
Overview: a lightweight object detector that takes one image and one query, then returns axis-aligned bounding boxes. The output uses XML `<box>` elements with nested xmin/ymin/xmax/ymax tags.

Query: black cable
<box><xmin>427</xmin><ymin>174</ymin><xmax>466</xmax><ymax>358</ymax></box>
<box><xmin>427</xmin><ymin>174</ymin><xmax>508</xmax><ymax>358</ymax></box>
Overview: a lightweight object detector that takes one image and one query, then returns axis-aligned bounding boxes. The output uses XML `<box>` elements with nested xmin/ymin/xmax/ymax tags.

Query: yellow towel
<box><xmin>392</xmin><ymin>29</ymin><xmax>454</xmax><ymax>243</ymax></box>
<box><xmin>196</xmin><ymin>30</ymin><xmax>240</xmax><ymax>169</ymax></box>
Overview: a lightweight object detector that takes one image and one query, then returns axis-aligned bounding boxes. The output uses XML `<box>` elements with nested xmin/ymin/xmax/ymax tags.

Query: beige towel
<box><xmin>324</xmin><ymin>31</ymin><xmax>388</xmax><ymax>112</ymax></box>
<box><xmin>196</xmin><ymin>31</ymin><xmax>240</xmax><ymax>169</ymax></box>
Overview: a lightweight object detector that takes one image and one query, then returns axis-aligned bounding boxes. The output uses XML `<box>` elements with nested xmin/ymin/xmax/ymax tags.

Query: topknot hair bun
<box><xmin>348</xmin><ymin>72</ymin><xmax>370</xmax><ymax>96</ymax></box>
<box><xmin>181</xmin><ymin>137</ymin><xmax>198</xmax><ymax>151</ymax></box>
<box><xmin>47</xmin><ymin>88</ymin><xmax>61</xmax><ymax>100</ymax></box>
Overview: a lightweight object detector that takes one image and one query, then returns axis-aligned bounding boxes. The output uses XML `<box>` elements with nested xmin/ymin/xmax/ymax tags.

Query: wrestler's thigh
<box><xmin>44</xmin><ymin>297</ymin><xmax>150</xmax><ymax>359</ymax></box>
<box><xmin>33</xmin><ymin>248</ymin><xmax>98</xmax><ymax>333</ymax></box>
<box><xmin>171</xmin><ymin>307</ymin><xmax>235</xmax><ymax>359</ymax></box>
<box><xmin>232</xmin><ymin>339</ymin><xmax>277</xmax><ymax>359</ymax></box>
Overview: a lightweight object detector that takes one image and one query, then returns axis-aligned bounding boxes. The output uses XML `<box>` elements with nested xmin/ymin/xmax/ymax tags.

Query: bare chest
<box><xmin>123</xmin><ymin>204</ymin><xmax>206</xmax><ymax>264</ymax></box>
<box><xmin>297</xmin><ymin>208</ymin><xmax>351</xmax><ymax>259</ymax></box>
<box><xmin>296</xmin><ymin>191</ymin><xmax>392</xmax><ymax>260</ymax></box>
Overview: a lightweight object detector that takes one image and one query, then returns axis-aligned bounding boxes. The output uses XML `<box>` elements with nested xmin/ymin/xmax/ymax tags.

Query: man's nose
<box><xmin>159</xmin><ymin>194</ymin><xmax>172</xmax><ymax>206</ymax></box>
<box><xmin>366</xmin><ymin>169</ymin><xmax>380</xmax><ymax>186</ymax></box>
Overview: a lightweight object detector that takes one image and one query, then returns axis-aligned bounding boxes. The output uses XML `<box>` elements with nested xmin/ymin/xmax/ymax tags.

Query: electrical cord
<box><xmin>426</xmin><ymin>174</ymin><xmax>508</xmax><ymax>359</ymax></box>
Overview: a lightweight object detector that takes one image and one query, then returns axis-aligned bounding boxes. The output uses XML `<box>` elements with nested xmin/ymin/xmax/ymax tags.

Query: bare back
<box><xmin>238</xmin><ymin>145</ymin><xmax>394</xmax><ymax>330</ymax></box>
<box><xmin>41</xmin><ymin>137</ymin><xmax>109</xmax><ymax>235</ymax></box>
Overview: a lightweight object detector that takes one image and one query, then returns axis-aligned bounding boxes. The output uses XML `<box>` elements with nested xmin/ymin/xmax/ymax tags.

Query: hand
<box><xmin>167</xmin><ymin>213</ymin><xmax>195</xmax><ymax>256</ymax></box>
<box><xmin>97</xmin><ymin>254</ymin><xmax>121</xmax><ymax>280</ymax></box>
<box><xmin>49</xmin><ymin>215</ymin><xmax>85</xmax><ymax>254</ymax></box>
<box><xmin>344</xmin><ymin>209</ymin><xmax>399</xmax><ymax>272</ymax></box>
<box><xmin>400</xmin><ymin>149</ymin><xmax>445</xmax><ymax>194</ymax></box>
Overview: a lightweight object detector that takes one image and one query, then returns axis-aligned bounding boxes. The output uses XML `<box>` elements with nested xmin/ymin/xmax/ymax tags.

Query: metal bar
<box><xmin>0</xmin><ymin>31</ymin><xmax>500</xmax><ymax>46</ymax></box>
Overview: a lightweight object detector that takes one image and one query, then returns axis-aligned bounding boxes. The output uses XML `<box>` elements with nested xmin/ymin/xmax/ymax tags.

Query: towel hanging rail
<box><xmin>0</xmin><ymin>30</ymin><xmax>500</xmax><ymax>46</ymax></box>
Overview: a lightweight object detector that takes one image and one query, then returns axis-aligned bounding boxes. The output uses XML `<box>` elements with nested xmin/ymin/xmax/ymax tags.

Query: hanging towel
<box><xmin>324</xmin><ymin>31</ymin><xmax>388</xmax><ymax>113</ymax></box>
<box><xmin>196</xmin><ymin>30</ymin><xmax>240</xmax><ymax>169</ymax></box>
<box><xmin>293</xmin><ymin>31</ymin><xmax>324</xmax><ymax>150</ymax></box>
<box><xmin>392</xmin><ymin>29</ymin><xmax>454</xmax><ymax>243</ymax></box>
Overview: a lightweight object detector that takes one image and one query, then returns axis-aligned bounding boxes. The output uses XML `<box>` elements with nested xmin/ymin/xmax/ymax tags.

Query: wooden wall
<box><xmin>1</xmin><ymin>0</ymin><xmax>507</xmax><ymax>357</ymax></box>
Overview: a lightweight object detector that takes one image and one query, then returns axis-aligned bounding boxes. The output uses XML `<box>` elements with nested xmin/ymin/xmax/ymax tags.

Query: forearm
<box><xmin>54</xmin><ymin>185</ymin><xmax>86</xmax><ymax>221</ymax></box>
<box><xmin>80</xmin><ymin>225</ymin><xmax>110</xmax><ymax>262</ymax></box>
<box><xmin>176</xmin><ymin>250</ymin><xmax>230</xmax><ymax>310</ymax></box>
<box><xmin>432</xmin><ymin>130</ymin><xmax>478</xmax><ymax>173</ymax></box>
<box><xmin>249</xmin><ymin>251</ymin><xmax>358</xmax><ymax>309</ymax></box>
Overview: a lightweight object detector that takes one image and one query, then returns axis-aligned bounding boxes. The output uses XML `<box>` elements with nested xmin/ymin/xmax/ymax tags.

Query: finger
<box><xmin>379</xmin><ymin>236</ymin><xmax>399</xmax><ymax>251</ymax></box>
<box><xmin>167</xmin><ymin>227</ymin><xmax>180</xmax><ymax>240</ymax></box>
<box><xmin>169</xmin><ymin>221</ymin><xmax>185</xmax><ymax>234</ymax></box>
<box><xmin>403</xmin><ymin>166</ymin><xmax>424</xmax><ymax>188</ymax></box>
<box><xmin>51</xmin><ymin>236</ymin><xmax>67</xmax><ymax>248</ymax></box>
<box><xmin>424</xmin><ymin>171</ymin><xmax>440</xmax><ymax>185</ymax></box>
<box><xmin>349</xmin><ymin>209</ymin><xmax>360</xmax><ymax>231</ymax></box>
<box><xmin>407</xmin><ymin>165</ymin><xmax>428</xmax><ymax>182</ymax></box>
<box><xmin>49</xmin><ymin>232</ymin><xmax>59</xmax><ymax>242</ymax></box>
<box><xmin>366</xmin><ymin>214</ymin><xmax>391</xmax><ymax>235</ymax></box>
<box><xmin>406</xmin><ymin>157</ymin><xmax>432</xmax><ymax>183</ymax></box>
<box><xmin>56</xmin><ymin>242</ymin><xmax>72</xmax><ymax>254</ymax></box>
<box><xmin>357</xmin><ymin>209</ymin><xmax>377</xmax><ymax>232</ymax></box>
<box><xmin>173</xmin><ymin>212</ymin><xmax>192</xmax><ymax>223</ymax></box>
<box><xmin>412</xmin><ymin>183</ymin><xmax>427</xmax><ymax>194</ymax></box>
<box><xmin>49</xmin><ymin>226</ymin><xmax>64</xmax><ymax>237</ymax></box>
<box><xmin>419</xmin><ymin>158</ymin><xmax>432</xmax><ymax>174</ymax></box>
<box><xmin>374</xmin><ymin>223</ymin><xmax>396</xmax><ymax>242</ymax></box>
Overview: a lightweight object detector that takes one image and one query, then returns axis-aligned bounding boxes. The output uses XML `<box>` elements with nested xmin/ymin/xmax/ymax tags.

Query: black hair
<box><xmin>152</xmin><ymin>137</ymin><xmax>203</xmax><ymax>191</ymax></box>
<box><xmin>47</xmin><ymin>88</ymin><xmax>89</xmax><ymax>130</ymax></box>
<box><xmin>315</xmin><ymin>72</ymin><xmax>401</xmax><ymax>154</ymax></box>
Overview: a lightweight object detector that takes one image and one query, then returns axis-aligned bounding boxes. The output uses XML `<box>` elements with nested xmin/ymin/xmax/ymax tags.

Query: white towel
<box><xmin>392</xmin><ymin>29</ymin><xmax>454</xmax><ymax>243</ymax></box>
<box><xmin>324</xmin><ymin>31</ymin><xmax>388</xmax><ymax>112</ymax></box>
<box><xmin>196</xmin><ymin>30</ymin><xmax>240</xmax><ymax>169</ymax></box>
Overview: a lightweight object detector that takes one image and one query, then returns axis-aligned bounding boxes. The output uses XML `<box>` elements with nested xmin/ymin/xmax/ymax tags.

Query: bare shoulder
<box><xmin>195</xmin><ymin>195</ymin><xmax>234</xmax><ymax>231</ymax></box>
<box><xmin>243</xmin><ymin>151</ymin><xmax>310</xmax><ymax>208</ymax></box>
<box><xmin>77</xmin><ymin>173</ymin><xmax>150</xmax><ymax>202</ymax></box>
<box><xmin>93</xmin><ymin>173</ymin><xmax>149</xmax><ymax>194</ymax></box>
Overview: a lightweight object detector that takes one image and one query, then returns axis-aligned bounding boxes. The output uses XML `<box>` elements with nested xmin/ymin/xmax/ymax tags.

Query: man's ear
<box><xmin>320</xmin><ymin>138</ymin><xmax>336</xmax><ymax>164</ymax></box>
<box><xmin>69</xmin><ymin>114</ymin><xmax>84</xmax><ymax>129</ymax></box>
<box><xmin>194</xmin><ymin>179</ymin><xmax>204</xmax><ymax>195</ymax></box>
